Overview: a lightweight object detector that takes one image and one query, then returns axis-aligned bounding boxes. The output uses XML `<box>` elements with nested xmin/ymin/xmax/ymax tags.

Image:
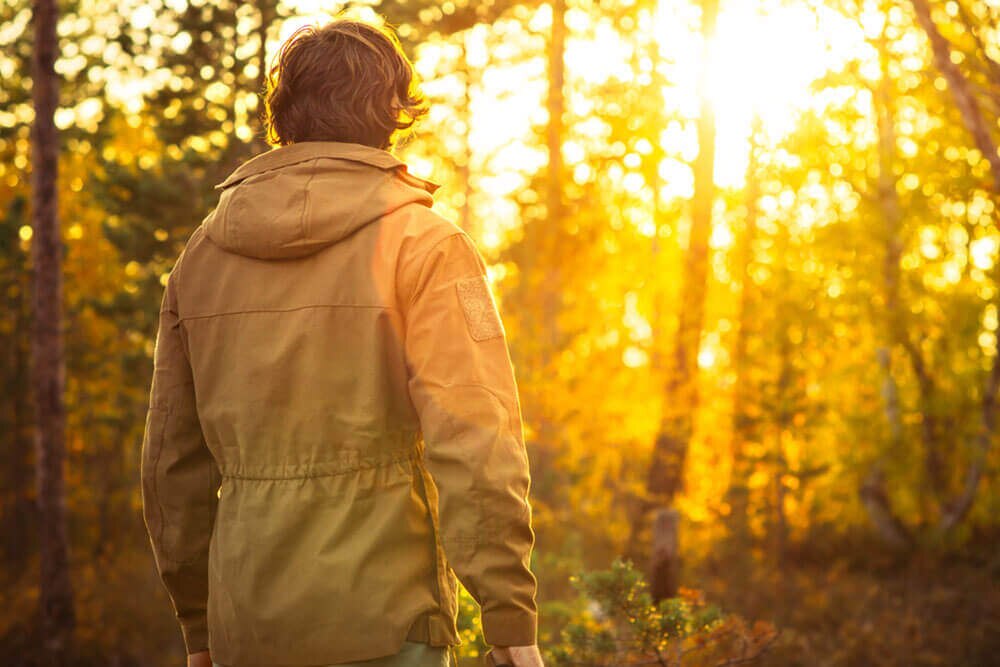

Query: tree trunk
<box><xmin>254</xmin><ymin>0</ymin><xmax>278</xmax><ymax>152</ymax></box>
<box><xmin>910</xmin><ymin>0</ymin><xmax>1000</xmax><ymax>532</ymax></box>
<box><xmin>952</xmin><ymin>0</ymin><xmax>1000</xmax><ymax>109</ymax></box>
<box><xmin>543</xmin><ymin>0</ymin><xmax>566</xmax><ymax>352</ymax></box>
<box><xmin>862</xmin><ymin>24</ymin><xmax>916</xmax><ymax>549</ymax></box>
<box><xmin>772</xmin><ymin>302</ymin><xmax>792</xmax><ymax>567</ymax></box>
<box><xmin>546</xmin><ymin>0</ymin><xmax>565</xmax><ymax>229</ymax></box>
<box><xmin>940</xmin><ymin>327</ymin><xmax>1000</xmax><ymax>530</ymax></box>
<box><xmin>725</xmin><ymin>116</ymin><xmax>762</xmax><ymax>545</ymax></box>
<box><xmin>524</xmin><ymin>0</ymin><xmax>568</xmax><ymax>516</ymax></box>
<box><xmin>31</xmin><ymin>0</ymin><xmax>76</xmax><ymax>660</ymax></box>
<box><xmin>645</xmin><ymin>0</ymin><xmax>718</xmax><ymax>601</ymax></box>
<box><xmin>649</xmin><ymin>508</ymin><xmax>680</xmax><ymax>602</ymax></box>
<box><xmin>860</xmin><ymin>467</ymin><xmax>913</xmax><ymax>550</ymax></box>
<box><xmin>459</xmin><ymin>33</ymin><xmax>475</xmax><ymax>235</ymax></box>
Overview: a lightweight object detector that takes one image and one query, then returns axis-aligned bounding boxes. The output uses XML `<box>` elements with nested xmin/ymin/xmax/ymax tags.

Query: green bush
<box><xmin>546</xmin><ymin>559</ymin><xmax>778</xmax><ymax>667</ymax></box>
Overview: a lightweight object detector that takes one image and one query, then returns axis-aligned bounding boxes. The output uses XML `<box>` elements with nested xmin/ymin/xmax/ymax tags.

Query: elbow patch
<box><xmin>455</xmin><ymin>275</ymin><xmax>503</xmax><ymax>342</ymax></box>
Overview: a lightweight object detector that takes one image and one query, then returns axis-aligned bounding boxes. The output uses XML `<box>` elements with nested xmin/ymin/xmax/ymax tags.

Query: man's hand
<box><xmin>187</xmin><ymin>650</ymin><xmax>212</xmax><ymax>667</ymax></box>
<box><xmin>488</xmin><ymin>645</ymin><xmax>544</xmax><ymax>667</ymax></box>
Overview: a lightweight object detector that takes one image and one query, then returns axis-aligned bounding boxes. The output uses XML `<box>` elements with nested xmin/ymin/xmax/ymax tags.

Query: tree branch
<box><xmin>909</xmin><ymin>0</ymin><xmax>1000</xmax><ymax>193</ymax></box>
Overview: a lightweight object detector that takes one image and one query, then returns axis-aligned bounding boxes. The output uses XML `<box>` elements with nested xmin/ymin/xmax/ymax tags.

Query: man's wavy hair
<box><xmin>262</xmin><ymin>18</ymin><xmax>428</xmax><ymax>150</ymax></box>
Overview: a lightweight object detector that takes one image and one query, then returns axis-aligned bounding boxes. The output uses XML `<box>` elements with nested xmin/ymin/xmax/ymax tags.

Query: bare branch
<box><xmin>909</xmin><ymin>0</ymin><xmax>1000</xmax><ymax>193</ymax></box>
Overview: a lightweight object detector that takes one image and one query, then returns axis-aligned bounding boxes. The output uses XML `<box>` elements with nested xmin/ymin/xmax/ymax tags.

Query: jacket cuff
<box><xmin>180</xmin><ymin>615</ymin><xmax>209</xmax><ymax>655</ymax></box>
<box><xmin>482</xmin><ymin>608</ymin><xmax>537</xmax><ymax>647</ymax></box>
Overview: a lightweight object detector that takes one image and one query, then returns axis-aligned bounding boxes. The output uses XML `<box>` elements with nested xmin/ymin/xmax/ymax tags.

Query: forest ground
<box><xmin>694</xmin><ymin>535</ymin><xmax>1000</xmax><ymax>666</ymax></box>
<box><xmin>1</xmin><ymin>531</ymin><xmax>998</xmax><ymax>665</ymax></box>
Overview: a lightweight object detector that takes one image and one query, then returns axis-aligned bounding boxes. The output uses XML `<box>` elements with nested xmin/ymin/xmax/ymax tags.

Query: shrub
<box><xmin>546</xmin><ymin>559</ymin><xmax>778</xmax><ymax>667</ymax></box>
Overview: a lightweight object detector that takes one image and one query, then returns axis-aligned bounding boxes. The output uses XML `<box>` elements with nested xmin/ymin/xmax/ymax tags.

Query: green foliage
<box><xmin>546</xmin><ymin>559</ymin><xmax>777</xmax><ymax>667</ymax></box>
<box><xmin>455</xmin><ymin>582</ymin><xmax>489</xmax><ymax>661</ymax></box>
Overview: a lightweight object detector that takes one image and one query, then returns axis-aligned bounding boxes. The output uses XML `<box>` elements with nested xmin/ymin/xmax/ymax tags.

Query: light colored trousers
<box><xmin>212</xmin><ymin>641</ymin><xmax>451</xmax><ymax>667</ymax></box>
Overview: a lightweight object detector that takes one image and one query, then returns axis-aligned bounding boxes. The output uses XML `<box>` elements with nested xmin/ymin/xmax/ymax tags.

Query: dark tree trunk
<box><xmin>625</xmin><ymin>23</ymin><xmax>672</xmax><ymax>565</ymax></box>
<box><xmin>644</xmin><ymin>0</ymin><xmax>718</xmax><ymax>601</ymax></box>
<box><xmin>30</xmin><ymin>0</ymin><xmax>76</xmax><ymax>660</ymax></box>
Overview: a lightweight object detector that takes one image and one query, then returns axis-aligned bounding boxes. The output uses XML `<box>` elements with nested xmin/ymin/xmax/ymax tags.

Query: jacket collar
<box><xmin>213</xmin><ymin>140</ymin><xmax>440</xmax><ymax>194</ymax></box>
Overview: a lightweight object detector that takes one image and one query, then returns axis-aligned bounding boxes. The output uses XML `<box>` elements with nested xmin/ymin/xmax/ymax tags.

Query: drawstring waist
<box><xmin>218</xmin><ymin>443</ymin><xmax>420</xmax><ymax>481</ymax></box>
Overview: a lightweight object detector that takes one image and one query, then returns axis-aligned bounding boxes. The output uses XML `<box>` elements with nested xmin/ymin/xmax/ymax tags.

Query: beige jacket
<box><xmin>140</xmin><ymin>141</ymin><xmax>537</xmax><ymax>666</ymax></box>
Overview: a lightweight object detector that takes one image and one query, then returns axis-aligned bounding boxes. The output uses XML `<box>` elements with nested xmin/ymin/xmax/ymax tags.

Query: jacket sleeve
<box><xmin>400</xmin><ymin>231</ymin><xmax>538</xmax><ymax>647</ymax></box>
<box><xmin>140</xmin><ymin>264</ymin><xmax>220</xmax><ymax>655</ymax></box>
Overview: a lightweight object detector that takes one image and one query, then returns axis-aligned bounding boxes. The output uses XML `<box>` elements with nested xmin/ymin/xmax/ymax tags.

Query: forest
<box><xmin>2</xmin><ymin>0</ymin><xmax>999</xmax><ymax>665</ymax></box>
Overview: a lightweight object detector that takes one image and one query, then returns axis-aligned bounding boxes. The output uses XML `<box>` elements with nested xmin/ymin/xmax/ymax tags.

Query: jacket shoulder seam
<box><xmin>168</xmin><ymin>225</ymin><xmax>207</xmax><ymax>306</ymax></box>
<box><xmin>405</xmin><ymin>231</ymin><xmax>473</xmax><ymax>310</ymax></box>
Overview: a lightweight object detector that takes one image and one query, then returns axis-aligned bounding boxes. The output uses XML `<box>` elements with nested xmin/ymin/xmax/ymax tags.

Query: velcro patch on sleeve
<box><xmin>455</xmin><ymin>275</ymin><xmax>504</xmax><ymax>341</ymax></box>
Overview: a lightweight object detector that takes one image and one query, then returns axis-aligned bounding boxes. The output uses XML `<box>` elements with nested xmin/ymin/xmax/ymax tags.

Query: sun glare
<box><xmin>657</xmin><ymin>1</ymin><xmax>862</xmax><ymax>187</ymax></box>
<box><xmin>273</xmin><ymin>0</ymin><xmax>865</xmax><ymax>204</ymax></box>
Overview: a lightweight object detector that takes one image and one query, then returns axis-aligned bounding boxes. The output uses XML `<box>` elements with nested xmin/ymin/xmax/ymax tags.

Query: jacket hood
<box><xmin>203</xmin><ymin>141</ymin><xmax>441</xmax><ymax>260</ymax></box>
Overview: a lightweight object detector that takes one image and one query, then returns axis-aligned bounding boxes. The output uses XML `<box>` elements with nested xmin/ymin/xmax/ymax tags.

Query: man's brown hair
<box><xmin>262</xmin><ymin>18</ymin><xmax>428</xmax><ymax>150</ymax></box>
